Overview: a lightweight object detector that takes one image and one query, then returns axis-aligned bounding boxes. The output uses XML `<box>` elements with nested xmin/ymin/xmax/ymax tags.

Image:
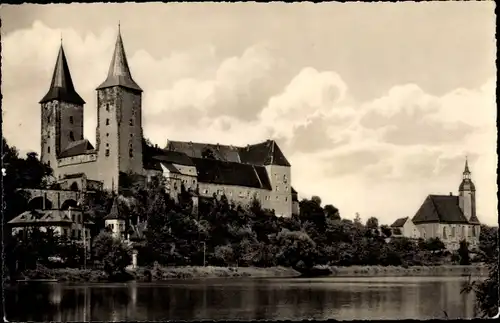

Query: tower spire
<box><xmin>39</xmin><ymin>44</ymin><xmax>85</xmax><ymax>105</ymax></box>
<box><xmin>96</xmin><ymin>25</ymin><xmax>142</xmax><ymax>92</ymax></box>
<box><xmin>464</xmin><ymin>156</ymin><xmax>470</xmax><ymax>174</ymax></box>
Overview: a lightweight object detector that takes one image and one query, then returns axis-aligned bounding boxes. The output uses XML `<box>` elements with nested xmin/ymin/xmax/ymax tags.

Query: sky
<box><xmin>1</xmin><ymin>2</ymin><xmax>497</xmax><ymax>225</ymax></box>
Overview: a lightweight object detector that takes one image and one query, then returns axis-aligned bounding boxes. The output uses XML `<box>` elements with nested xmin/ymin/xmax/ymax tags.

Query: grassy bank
<box><xmin>323</xmin><ymin>264</ymin><xmax>488</xmax><ymax>277</ymax></box>
<box><xmin>14</xmin><ymin>264</ymin><xmax>487</xmax><ymax>283</ymax></box>
<box><xmin>133</xmin><ymin>265</ymin><xmax>301</xmax><ymax>281</ymax></box>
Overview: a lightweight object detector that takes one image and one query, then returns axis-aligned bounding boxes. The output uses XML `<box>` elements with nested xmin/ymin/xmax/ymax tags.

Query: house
<box><xmin>390</xmin><ymin>216</ymin><xmax>420</xmax><ymax>239</ymax></box>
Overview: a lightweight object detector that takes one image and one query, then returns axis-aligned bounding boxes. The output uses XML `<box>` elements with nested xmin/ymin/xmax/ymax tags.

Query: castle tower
<box><xmin>459</xmin><ymin>157</ymin><xmax>476</xmax><ymax>221</ymax></box>
<box><xmin>39</xmin><ymin>43</ymin><xmax>85</xmax><ymax>171</ymax></box>
<box><xmin>95</xmin><ymin>25</ymin><xmax>143</xmax><ymax>192</ymax></box>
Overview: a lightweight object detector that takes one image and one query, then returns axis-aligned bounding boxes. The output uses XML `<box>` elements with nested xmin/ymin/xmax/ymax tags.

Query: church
<box><xmin>36</xmin><ymin>26</ymin><xmax>298</xmax><ymax>218</ymax></box>
<box><xmin>390</xmin><ymin>159</ymin><xmax>481</xmax><ymax>250</ymax></box>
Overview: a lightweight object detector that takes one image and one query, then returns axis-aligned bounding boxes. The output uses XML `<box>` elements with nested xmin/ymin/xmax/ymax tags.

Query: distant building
<box><xmin>390</xmin><ymin>216</ymin><xmax>419</xmax><ymax>239</ymax></box>
<box><xmin>393</xmin><ymin>159</ymin><xmax>481</xmax><ymax>250</ymax></box>
<box><xmin>104</xmin><ymin>200</ymin><xmax>127</xmax><ymax>240</ymax></box>
<box><xmin>36</xmin><ymin>26</ymin><xmax>298</xmax><ymax>217</ymax></box>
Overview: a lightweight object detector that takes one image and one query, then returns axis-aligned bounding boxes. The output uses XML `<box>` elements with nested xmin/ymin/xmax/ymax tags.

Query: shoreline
<box><xmin>11</xmin><ymin>264</ymin><xmax>488</xmax><ymax>283</ymax></box>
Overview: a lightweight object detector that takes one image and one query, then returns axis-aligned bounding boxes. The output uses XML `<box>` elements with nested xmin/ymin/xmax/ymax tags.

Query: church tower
<box><xmin>39</xmin><ymin>43</ymin><xmax>85</xmax><ymax>172</ymax></box>
<box><xmin>95</xmin><ymin>26</ymin><xmax>143</xmax><ymax>192</ymax></box>
<box><xmin>459</xmin><ymin>158</ymin><xmax>476</xmax><ymax>221</ymax></box>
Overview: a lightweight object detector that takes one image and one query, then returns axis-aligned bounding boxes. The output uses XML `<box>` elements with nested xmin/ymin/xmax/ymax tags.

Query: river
<box><xmin>4</xmin><ymin>276</ymin><xmax>479</xmax><ymax>321</ymax></box>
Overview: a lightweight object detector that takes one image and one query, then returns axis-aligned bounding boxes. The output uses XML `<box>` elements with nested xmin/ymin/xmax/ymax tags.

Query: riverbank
<box><xmin>323</xmin><ymin>264</ymin><xmax>488</xmax><ymax>277</ymax></box>
<box><xmin>12</xmin><ymin>264</ymin><xmax>487</xmax><ymax>283</ymax></box>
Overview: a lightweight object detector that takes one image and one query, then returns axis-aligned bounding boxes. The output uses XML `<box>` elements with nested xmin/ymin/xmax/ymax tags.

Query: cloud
<box><xmin>2</xmin><ymin>21</ymin><xmax>497</xmax><ymax>226</ymax></box>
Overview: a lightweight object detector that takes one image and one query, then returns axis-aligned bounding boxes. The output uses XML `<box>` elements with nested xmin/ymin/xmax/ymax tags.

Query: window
<box><xmin>204</xmin><ymin>189</ymin><xmax>209</xmax><ymax>194</ymax></box>
<box><xmin>69</xmin><ymin>131</ymin><xmax>74</xmax><ymax>141</ymax></box>
<box><xmin>451</xmin><ymin>227</ymin><xmax>455</xmax><ymax>237</ymax></box>
<box><xmin>443</xmin><ymin>227</ymin><xmax>447</xmax><ymax>239</ymax></box>
<box><xmin>106</xmin><ymin>104</ymin><xmax>110</xmax><ymax>112</ymax></box>
<box><xmin>106</xmin><ymin>118</ymin><xmax>110</xmax><ymax>125</ymax></box>
<box><xmin>63</xmin><ymin>229</ymin><xmax>67</xmax><ymax>236</ymax></box>
<box><xmin>110</xmin><ymin>224</ymin><xmax>114</xmax><ymax>230</ymax></box>
<box><xmin>130</xmin><ymin>133</ymin><xmax>133</xmax><ymax>137</ymax></box>
<box><xmin>192</xmin><ymin>180</ymin><xmax>196</xmax><ymax>184</ymax></box>
<box><xmin>105</xmin><ymin>149</ymin><xmax>110</xmax><ymax>157</ymax></box>
<box><xmin>106</xmin><ymin>143</ymin><xmax>109</xmax><ymax>147</ymax></box>
<box><xmin>47</xmin><ymin>116</ymin><xmax>51</xmax><ymax>123</ymax></box>
<box><xmin>461</xmin><ymin>226</ymin><xmax>465</xmax><ymax>237</ymax></box>
<box><xmin>276</xmin><ymin>196</ymin><xmax>279</xmax><ymax>200</ymax></box>
<box><xmin>106</xmin><ymin>133</ymin><xmax>109</xmax><ymax>137</ymax></box>
<box><xmin>77</xmin><ymin>230</ymin><xmax>81</xmax><ymax>239</ymax></box>
<box><xmin>472</xmin><ymin>227</ymin><xmax>476</xmax><ymax>237</ymax></box>
<box><xmin>129</xmin><ymin>119</ymin><xmax>134</xmax><ymax>126</ymax></box>
<box><xmin>283</xmin><ymin>174</ymin><xmax>288</xmax><ymax>183</ymax></box>
<box><xmin>48</xmin><ymin>146</ymin><xmax>50</xmax><ymax>153</ymax></box>
<box><xmin>129</xmin><ymin>148</ymin><xmax>133</xmax><ymax>157</ymax></box>
<box><xmin>285</xmin><ymin>197</ymin><xmax>288</xmax><ymax>202</ymax></box>
<box><xmin>69</xmin><ymin>116</ymin><xmax>74</xmax><ymax>124</ymax></box>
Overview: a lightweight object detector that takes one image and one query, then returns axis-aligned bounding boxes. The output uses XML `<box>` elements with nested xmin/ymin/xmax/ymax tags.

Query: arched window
<box><xmin>443</xmin><ymin>227</ymin><xmax>447</xmax><ymax>239</ymax></box>
<box><xmin>106</xmin><ymin>104</ymin><xmax>110</xmax><ymax>112</ymax></box>
<box><xmin>106</xmin><ymin>118</ymin><xmax>110</xmax><ymax>126</ymax></box>
<box><xmin>48</xmin><ymin>146</ymin><xmax>50</xmax><ymax>153</ymax></box>
<box><xmin>69</xmin><ymin>116</ymin><xmax>74</xmax><ymax>124</ymax></box>
<box><xmin>451</xmin><ymin>227</ymin><xmax>455</xmax><ymax>237</ymax></box>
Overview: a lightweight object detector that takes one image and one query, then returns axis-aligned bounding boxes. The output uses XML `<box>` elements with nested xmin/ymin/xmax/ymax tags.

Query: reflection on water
<box><xmin>5</xmin><ymin>276</ymin><xmax>478</xmax><ymax>321</ymax></box>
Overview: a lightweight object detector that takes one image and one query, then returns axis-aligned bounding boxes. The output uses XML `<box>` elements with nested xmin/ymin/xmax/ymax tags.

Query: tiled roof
<box><xmin>143</xmin><ymin>141</ymin><xmax>195</xmax><ymax>167</ymax></box>
<box><xmin>192</xmin><ymin>157</ymin><xmax>272</xmax><ymax>190</ymax></box>
<box><xmin>39</xmin><ymin>45</ymin><xmax>85</xmax><ymax>105</ymax></box>
<box><xmin>59</xmin><ymin>139</ymin><xmax>95</xmax><ymax>158</ymax></box>
<box><xmin>8</xmin><ymin>209</ymin><xmax>74</xmax><ymax>225</ymax></box>
<box><xmin>96</xmin><ymin>30</ymin><xmax>142</xmax><ymax>92</ymax></box>
<box><xmin>390</xmin><ymin>217</ymin><xmax>408</xmax><ymax>228</ymax></box>
<box><xmin>166</xmin><ymin>139</ymin><xmax>291</xmax><ymax>167</ymax></box>
<box><xmin>412</xmin><ymin>195</ymin><xmax>470</xmax><ymax>224</ymax></box>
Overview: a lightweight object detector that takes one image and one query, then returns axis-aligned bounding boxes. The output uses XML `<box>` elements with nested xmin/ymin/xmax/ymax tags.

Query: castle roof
<box><xmin>390</xmin><ymin>217</ymin><xmax>408</xmax><ymax>228</ymax></box>
<box><xmin>166</xmin><ymin>139</ymin><xmax>291</xmax><ymax>167</ymax></box>
<box><xmin>412</xmin><ymin>195</ymin><xmax>470</xmax><ymax>224</ymax></box>
<box><xmin>59</xmin><ymin>139</ymin><xmax>95</xmax><ymax>158</ymax></box>
<box><xmin>96</xmin><ymin>27</ymin><xmax>142</xmax><ymax>92</ymax></box>
<box><xmin>192</xmin><ymin>157</ymin><xmax>272</xmax><ymax>190</ymax></box>
<box><xmin>39</xmin><ymin>44</ymin><xmax>85</xmax><ymax>105</ymax></box>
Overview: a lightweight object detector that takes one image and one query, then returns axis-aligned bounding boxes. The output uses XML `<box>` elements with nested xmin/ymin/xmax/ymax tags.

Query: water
<box><xmin>4</xmin><ymin>276</ymin><xmax>479</xmax><ymax>321</ymax></box>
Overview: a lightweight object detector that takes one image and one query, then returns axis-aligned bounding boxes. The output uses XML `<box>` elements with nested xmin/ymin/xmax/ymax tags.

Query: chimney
<box><xmin>449</xmin><ymin>192</ymin><xmax>453</xmax><ymax>196</ymax></box>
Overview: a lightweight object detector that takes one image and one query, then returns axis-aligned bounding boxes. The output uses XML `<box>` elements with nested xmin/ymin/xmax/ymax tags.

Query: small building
<box><xmin>8</xmin><ymin>207</ymin><xmax>93</xmax><ymax>252</ymax></box>
<box><xmin>104</xmin><ymin>200</ymin><xmax>127</xmax><ymax>240</ymax></box>
<box><xmin>390</xmin><ymin>216</ymin><xmax>420</xmax><ymax>239</ymax></box>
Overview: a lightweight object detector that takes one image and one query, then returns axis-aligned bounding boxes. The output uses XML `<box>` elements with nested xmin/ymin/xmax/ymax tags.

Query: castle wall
<box><xmin>198</xmin><ymin>182</ymin><xmax>270</xmax><ymax>209</ymax></box>
<box><xmin>57</xmin><ymin>157</ymin><xmax>98</xmax><ymax>182</ymax></box>
<box><xmin>265</xmin><ymin>165</ymin><xmax>293</xmax><ymax>217</ymax></box>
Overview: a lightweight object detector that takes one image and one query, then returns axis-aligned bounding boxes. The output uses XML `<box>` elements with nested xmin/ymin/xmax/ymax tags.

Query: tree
<box><xmin>324</xmin><ymin>204</ymin><xmax>340</xmax><ymax>220</ymax></box>
<box><xmin>353</xmin><ymin>213</ymin><xmax>362</xmax><ymax>226</ymax></box>
<box><xmin>458</xmin><ymin>240</ymin><xmax>471</xmax><ymax>265</ymax></box>
<box><xmin>478</xmin><ymin>225</ymin><xmax>498</xmax><ymax>261</ymax></box>
<box><xmin>366</xmin><ymin>217</ymin><xmax>379</xmax><ymax>230</ymax></box>
<box><xmin>311</xmin><ymin>196</ymin><xmax>322</xmax><ymax>206</ymax></box>
<box><xmin>92</xmin><ymin>232</ymin><xmax>131</xmax><ymax>276</ymax></box>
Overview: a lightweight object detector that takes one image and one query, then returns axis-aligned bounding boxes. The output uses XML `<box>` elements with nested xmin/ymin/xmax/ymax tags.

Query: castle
<box><xmin>37</xmin><ymin>27</ymin><xmax>298</xmax><ymax>217</ymax></box>
<box><xmin>390</xmin><ymin>159</ymin><xmax>481</xmax><ymax>250</ymax></box>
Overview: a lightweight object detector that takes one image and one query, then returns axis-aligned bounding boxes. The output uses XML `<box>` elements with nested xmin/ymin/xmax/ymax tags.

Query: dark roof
<box><xmin>104</xmin><ymin>200</ymin><xmax>126</xmax><ymax>220</ymax></box>
<box><xmin>40</xmin><ymin>45</ymin><xmax>85</xmax><ymax>105</ymax></box>
<box><xmin>63</xmin><ymin>173</ymin><xmax>86</xmax><ymax>179</ymax></box>
<box><xmin>459</xmin><ymin>179</ymin><xmax>476</xmax><ymax>192</ymax></box>
<box><xmin>162</xmin><ymin>163</ymin><xmax>181</xmax><ymax>174</ymax></box>
<box><xmin>390</xmin><ymin>217</ymin><xmax>408</xmax><ymax>228</ymax></box>
<box><xmin>412</xmin><ymin>195</ymin><xmax>470</xmax><ymax>224</ymax></box>
<box><xmin>468</xmin><ymin>213</ymin><xmax>481</xmax><ymax>224</ymax></box>
<box><xmin>143</xmin><ymin>141</ymin><xmax>195</xmax><ymax>167</ymax></box>
<box><xmin>59</xmin><ymin>139</ymin><xmax>95</xmax><ymax>158</ymax></box>
<box><xmin>9</xmin><ymin>209</ymin><xmax>74</xmax><ymax>225</ymax></box>
<box><xmin>96</xmin><ymin>30</ymin><xmax>142</xmax><ymax>92</ymax></box>
<box><xmin>192</xmin><ymin>157</ymin><xmax>272</xmax><ymax>190</ymax></box>
<box><xmin>166</xmin><ymin>139</ymin><xmax>291</xmax><ymax>167</ymax></box>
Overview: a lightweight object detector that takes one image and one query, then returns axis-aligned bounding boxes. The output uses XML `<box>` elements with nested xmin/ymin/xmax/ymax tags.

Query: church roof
<box><xmin>412</xmin><ymin>195</ymin><xmax>470</xmax><ymax>224</ymax></box>
<box><xmin>59</xmin><ymin>139</ymin><xmax>95</xmax><ymax>158</ymax></box>
<box><xmin>192</xmin><ymin>157</ymin><xmax>272</xmax><ymax>190</ymax></box>
<box><xmin>96</xmin><ymin>28</ymin><xmax>142</xmax><ymax>92</ymax></box>
<box><xmin>390</xmin><ymin>217</ymin><xmax>409</xmax><ymax>228</ymax></box>
<box><xmin>166</xmin><ymin>139</ymin><xmax>291</xmax><ymax>167</ymax></box>
<box><xmin>39</xmin><ymin>44</ymin><xmax>85</xmax><ymax>105</ymax></box>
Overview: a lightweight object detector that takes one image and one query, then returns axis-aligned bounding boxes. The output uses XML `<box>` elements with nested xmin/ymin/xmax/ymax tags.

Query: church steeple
<box><xmin>463</xmin><ymin>157</ymin><xmax>471</xmax><ymax>179</ymax></box>
<box><xmin>96</xmin><ymin>25</ymin><xmax>142</xmax><ymax>92</ymax></box>
<box><xmin>39</xmin><ymin>44</ymin><xmax>85</xmax><ymax>105</ymax></box>
<box><xmin>459</xmin><ymin>157</ymin><xmax>475</xmax><ymax>192</ymax></box>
